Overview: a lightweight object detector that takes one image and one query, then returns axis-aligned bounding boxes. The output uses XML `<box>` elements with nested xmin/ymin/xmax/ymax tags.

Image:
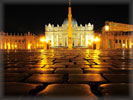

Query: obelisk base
<box><xmin>68</xmin><ymin>37</ymin><xmax>72</xmax><ymax>49</ymax></box>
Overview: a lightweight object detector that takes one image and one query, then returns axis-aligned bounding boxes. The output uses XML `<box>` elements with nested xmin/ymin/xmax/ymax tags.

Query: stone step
<box><xmin>98</xmin><ymin>83</ymin><xmax>132</xmax><ymax>98</ymax></box>
<box><xmin>4</xmin><ymin>82</ymin><xmax>41</xmax><ymax>95</ymax></box>
<box><xmin>37</xmin><ymin>84</ymin><xmax>98</xmax><ymax>100</ymax></box>
<box><xmin>68</xmin><ymin>74</ymin><xmax>107</xmax><ymax>83</ymax></box>
<box><xmin>25</xmin><ymin>74</ymin><xmax>64</xmax><ymax>84</ymax></box>
<box><xmin>54</xmin><ymin>68</ymin><xmax>83</xmax><ymax>74</ymax></box>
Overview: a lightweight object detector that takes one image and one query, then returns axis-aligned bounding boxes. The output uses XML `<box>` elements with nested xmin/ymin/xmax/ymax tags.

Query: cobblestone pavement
<box><xmin>2</xmin><ymin>48</ymin><xmax>133</xmax><ymax>100</ymax></box>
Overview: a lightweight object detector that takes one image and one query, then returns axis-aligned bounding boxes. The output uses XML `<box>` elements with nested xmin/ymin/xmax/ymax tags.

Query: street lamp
<box><xmin>105</xmin><ymin>25</ymin><xmax>109</xmax><ymax>31</ymax></box>
<box><xmin>40</xmin><ymin>37</ymin><xmax>46</xmax><ymax>42</ymax></box>
<box><xmin>94</xmin><ymin>37</ymin><xmax>100</xmax><ymax>42</ymax></box>
<box><xmin>93</xmin><ymin>37</ymin><xmax>100</xmax><ymax>49</ymax></box>
<box><xmin>40</xmin><ymin>37</ymin><xmax>47</xmax><ymax>50</ymax></box>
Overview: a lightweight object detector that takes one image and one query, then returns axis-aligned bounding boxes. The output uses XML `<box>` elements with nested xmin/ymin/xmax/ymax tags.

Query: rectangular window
<box><xmin>115</xmin><ymin>40</ymin><xmax>117</xmax><ymax>43</ymax></box>
<box><xmin>123</xmin><ymin>40</ymin><xmax>125</xmax><ymax>43</ymax></box>
<box><xmin>125</xmin><ymin>32</ymin><xmax>128</xmax><ymax>35</ymax></box>
<box><xmin>119</xmin><ymin>40</ymin><xmax>121</xmax><ymax>43</ymax></box>
<box><xmin>109</xmin><ymin>40</ymin><xmax>111</xmax><ymax>48</ymax></box>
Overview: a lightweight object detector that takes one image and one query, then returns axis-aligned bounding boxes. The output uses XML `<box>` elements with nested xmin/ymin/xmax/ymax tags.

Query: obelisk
<box><xmin>68</xmin><ymin>0</ymin><xmax>72</xmax><ymax>49</ymax></box>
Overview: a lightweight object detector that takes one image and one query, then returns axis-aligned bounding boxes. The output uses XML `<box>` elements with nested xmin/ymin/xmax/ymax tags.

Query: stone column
<box><xmin>84</xmin><ymin>33</ymin><xmax>86</xmax><ymax>46</ymax></box>
<box><xmin>85</xmin><ymin>34</ymin><xmax>87</xmax><ymax>47</ymax></box>
<box><xmin>74</xmin><ymin>37</ymin><xmax>78</xmax><ymax>46</ymax></box>
<box><xmin>4</xmin><ymin>39</ymin><xmax>7</xmax><ymax>49</ymax></box>
<box><xmin>61</xmin><ymin>35</ymin><xmax>63</xmax><ymax>46</ymax></box>
<box><xmin>10</xmin><ymin>40</ymin><xmax>12</xmax><ymax>49</ymax></box>
<box><xmin>65</xmin><ymin>37</ymin><xmax>67</xmax><ymax>47</ymax></box>
<box><xmin>121</xmin><ymin>40</ymin><xmax>123</xmax><ymax>48</ymax></box>
<box><xmin>57</xmin><ymin>34</ymin><xmax>59</xmax><ymax>46</ymax></box>
<box><xmin>51</xmin><ymin>34</ymin><xmax>54</xmax><ymax>47</ymax></box>
<box><xmin>125</xmin><ymin>39</ymin><xmax>127</xmax><ymax>48</ymax></box>
<box><xmin>73</xmin><ymin>36</ymin><xmax>75</xmax><ymax>47</ymax></box>
<box><xmin>63</xmin><ymin>37</ymin><xmax>65</xmax><ymax>46</ymax></box>
<box><xmin>80</xmin><ymin>34</ymin><xmax>82</xmax><ymax>46</ymax></box>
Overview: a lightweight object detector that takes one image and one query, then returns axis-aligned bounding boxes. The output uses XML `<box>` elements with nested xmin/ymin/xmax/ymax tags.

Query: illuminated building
<box><xmin>45</xmin><ymin>1</ymin><xmax>94</xmax><ymax>48</ymax></box>
<box><xmin>1</xmin><ymin>1</ymin><xmax>131</xmax><ymax>50</ymax></box>
<box><xmin>101</xmin><ymin>21</ymin><xmax>133</xmax><ymax>49</ymax></box>
<box><xmin>0</xmin><ymin>0</ymin><xmax>95</xmax><ymax>50</ymax></box>
<box><xmin>0</xmin><ymin>32</ymin><xmax>44</xmax><ymax>50</ymax></box>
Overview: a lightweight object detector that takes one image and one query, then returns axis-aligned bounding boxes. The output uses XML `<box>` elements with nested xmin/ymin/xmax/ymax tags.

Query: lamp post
<box><xmin>40</xmin><ymin>36</ymin><xmax>47</xmax><ymax>50</ymax></box>
<box><xmin>94</xmin><ymin>37</ymin><xmax>100</xmax><ymax>49</ymax></box>
<box><xmin>105</xmin><ymin>25</ymin><xmax>109</xmax><ymax>31</ymax></box>
<box><xmin>104</xmin><ymin>25</ymin><xmax>110</xmax><ymax>49</ymax></box>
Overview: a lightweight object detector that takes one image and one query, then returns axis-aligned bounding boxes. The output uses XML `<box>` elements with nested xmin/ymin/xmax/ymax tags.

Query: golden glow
<box><xmin>40</xmin><ymin>37</ymin><xmax>49</xmax><ymax>43</ymax></box>
<box><xmin>68</xmin><ymin>4</ymin><xmax>72</xmax><ymax>49</ymax></box>
<box><xmin>123</xmin><ymin>44</ymin><xmax>126</xmax><ymax>47</ymax></box>
<box><xmin>94</xmin><ymin>37</ymin><xmax>100</xmax><ymax>42</ymax></box>
<box><xmin>7</xmin><ymin>43</ymin><xmax>11</xmax><ymax>49</ymax></box>
<box><xmin>4</xmin><ymin>43</ymin><xmax>7</xmax><ymax>49</ymax></box>
<box><xmin>105</xmin><ymin>25</ymin><xmax>109</xmax><ymax>31</ymax></box>
<box><xmin>14</xmin><ymin>45</ymin><xmax>17</xmax><ymax>49</ymax></box>
<box><xmin>11</xmin><ymin>45</ymin><xmax>14</xmax><ymax>49</ymax></box>
<box><xmin>28</xmin><ymin>43</ymin><xmax>31</xmax><ymax>49</ymax></box>
<box><xmin>39</xmin><ymin>50</ymin><xmax>48</xmax><ymax>66</ymax></box>
<box><xmin>46</xmin><ymin>39</ymin><xmax>49</xmax><ymax>43</ymax></box>
<box><xmin>1</xmin><ymin>45</ymin><xmax>2</xmax><ymax>49</ymax></box>
<box><xmin>86</xmin><ymin>36</ymin><xmax>100</xmax><ymax>47</ymax></box>
<box><xmin>40</xmin><ymin>37</ymin><xmax>48</xmax><ymax>50</ymax></box>
<box><xmin>87</xmin><ymin>39</ymin><xmax>94</xmax><ymax>45</ymax></box>
<box><xmin>40</xmin><ymin>37</ymin><xmax>45</xmax><ymax>42</ymax></box>
<box><xmin>40</xmin><ymin>49</ymin><xmax>44</xmax><ymax>52</ymax></box>
<box><xmin>130</xmin><ymin>43</ymin><xmax>132</xmax><ymax>48</ymax></box>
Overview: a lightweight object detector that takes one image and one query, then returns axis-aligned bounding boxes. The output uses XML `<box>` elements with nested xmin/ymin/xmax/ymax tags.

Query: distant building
<box><xmin>0</xmin><ymin>21</ymin><xmax>133</xmax><ymax>50</ymax></box>
<box><xmin>0</xmin><ymin>32</ymin><xmax>44</xmax><ymax>50</ymax></box>
<box><xmin>0</xmin><ymin>0</ymin><xmax>95</xmax><ymax>50</ymax></box>
<box><xmin>45</xmin><ymin>18</ymin><xmax>94</xmax><ymax>48</ymax></box>
<box><xmin>0</xmin><ymin>0</ymin><xmax>132</xmax><ymax>50</ymax></box>
<box><xmin>101</xmin><ymin>21</ymin><xmax>133</xmax><ymax>49</ymax></box>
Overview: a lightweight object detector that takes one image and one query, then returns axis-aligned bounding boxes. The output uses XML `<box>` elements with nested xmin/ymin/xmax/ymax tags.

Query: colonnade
<box><xmin>49</xmin><ymin>32</ymin><xmax>94</xmax><ymax>47</ymax></box>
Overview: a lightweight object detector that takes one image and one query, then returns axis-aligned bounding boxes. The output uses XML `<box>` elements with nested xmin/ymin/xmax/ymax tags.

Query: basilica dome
<box><xmin>63</xmin><ymin>18</ymin><xmax>78</xmax><ymax>26</ymax></box>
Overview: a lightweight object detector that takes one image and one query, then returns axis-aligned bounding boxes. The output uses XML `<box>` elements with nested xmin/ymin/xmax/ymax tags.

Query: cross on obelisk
<box><xmin>68</xmin><ymin>0</ymin><xmax>72</xmax><ymax>49</ymax></box>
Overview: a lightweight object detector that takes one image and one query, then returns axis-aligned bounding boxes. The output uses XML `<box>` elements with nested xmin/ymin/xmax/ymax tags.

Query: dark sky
<box><xmin>4</xmin><ymin>3</ymin><xmax>129</xmax><ymax>34</ymax></box>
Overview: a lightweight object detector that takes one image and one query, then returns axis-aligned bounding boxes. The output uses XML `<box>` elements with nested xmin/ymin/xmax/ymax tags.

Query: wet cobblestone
<box><xmin>2</xmin><ymin>49</ymin><xmax>133</xmax><ymax>99</ymax></box>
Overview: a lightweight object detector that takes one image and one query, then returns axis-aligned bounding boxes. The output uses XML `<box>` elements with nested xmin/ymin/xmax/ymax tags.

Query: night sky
<box><xmin>4</xmin><ymin>3</ymin><xmax>129</xmax><ymax>34</ymax></box>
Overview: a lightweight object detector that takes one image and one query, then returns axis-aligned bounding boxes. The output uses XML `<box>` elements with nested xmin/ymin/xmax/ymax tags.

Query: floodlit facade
<box><xmin>45</xmin><ymin>19</ymin><xmax>94</xmax><ymax>48</ymax></box>
<box><xmin>0</xmin><ymin>0</ymin><xmax>131</xmax><ymax>50</ymax></box>
<box><xmin>0</xmin><ymin>0</ymin><xmax>95</xmax><ymax>50</ymax></box>
<box><xmin>0</xmin><ymin>32</ymin><xmax>44</xmax><ymax>50</ymax></box>
<box><xmin>101</xmin><ymin>21</ymin><xmax>133</xmax><ymax>49</ymax></box>
<box><xmin>45</xmin><ymin>0</ymin><xmax>94</xmax><ymax>48</ymax></box>
<box><xmin>1</xmin><ymin>21</ymin><xmax>133</xmax><ymax>50</ymax></box>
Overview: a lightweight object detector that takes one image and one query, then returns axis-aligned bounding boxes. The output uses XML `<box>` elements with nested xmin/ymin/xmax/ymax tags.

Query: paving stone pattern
<box><xmin>3</xmin><ymin>49</ymin><xmax>133</xmax><ymax>99</ymax></box>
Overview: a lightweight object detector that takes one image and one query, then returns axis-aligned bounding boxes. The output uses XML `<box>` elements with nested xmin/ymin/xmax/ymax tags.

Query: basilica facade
<box><xmin>45</xmin><ymin>18</ymin><xmax>94</xmax><ymax>48</ymax></box>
